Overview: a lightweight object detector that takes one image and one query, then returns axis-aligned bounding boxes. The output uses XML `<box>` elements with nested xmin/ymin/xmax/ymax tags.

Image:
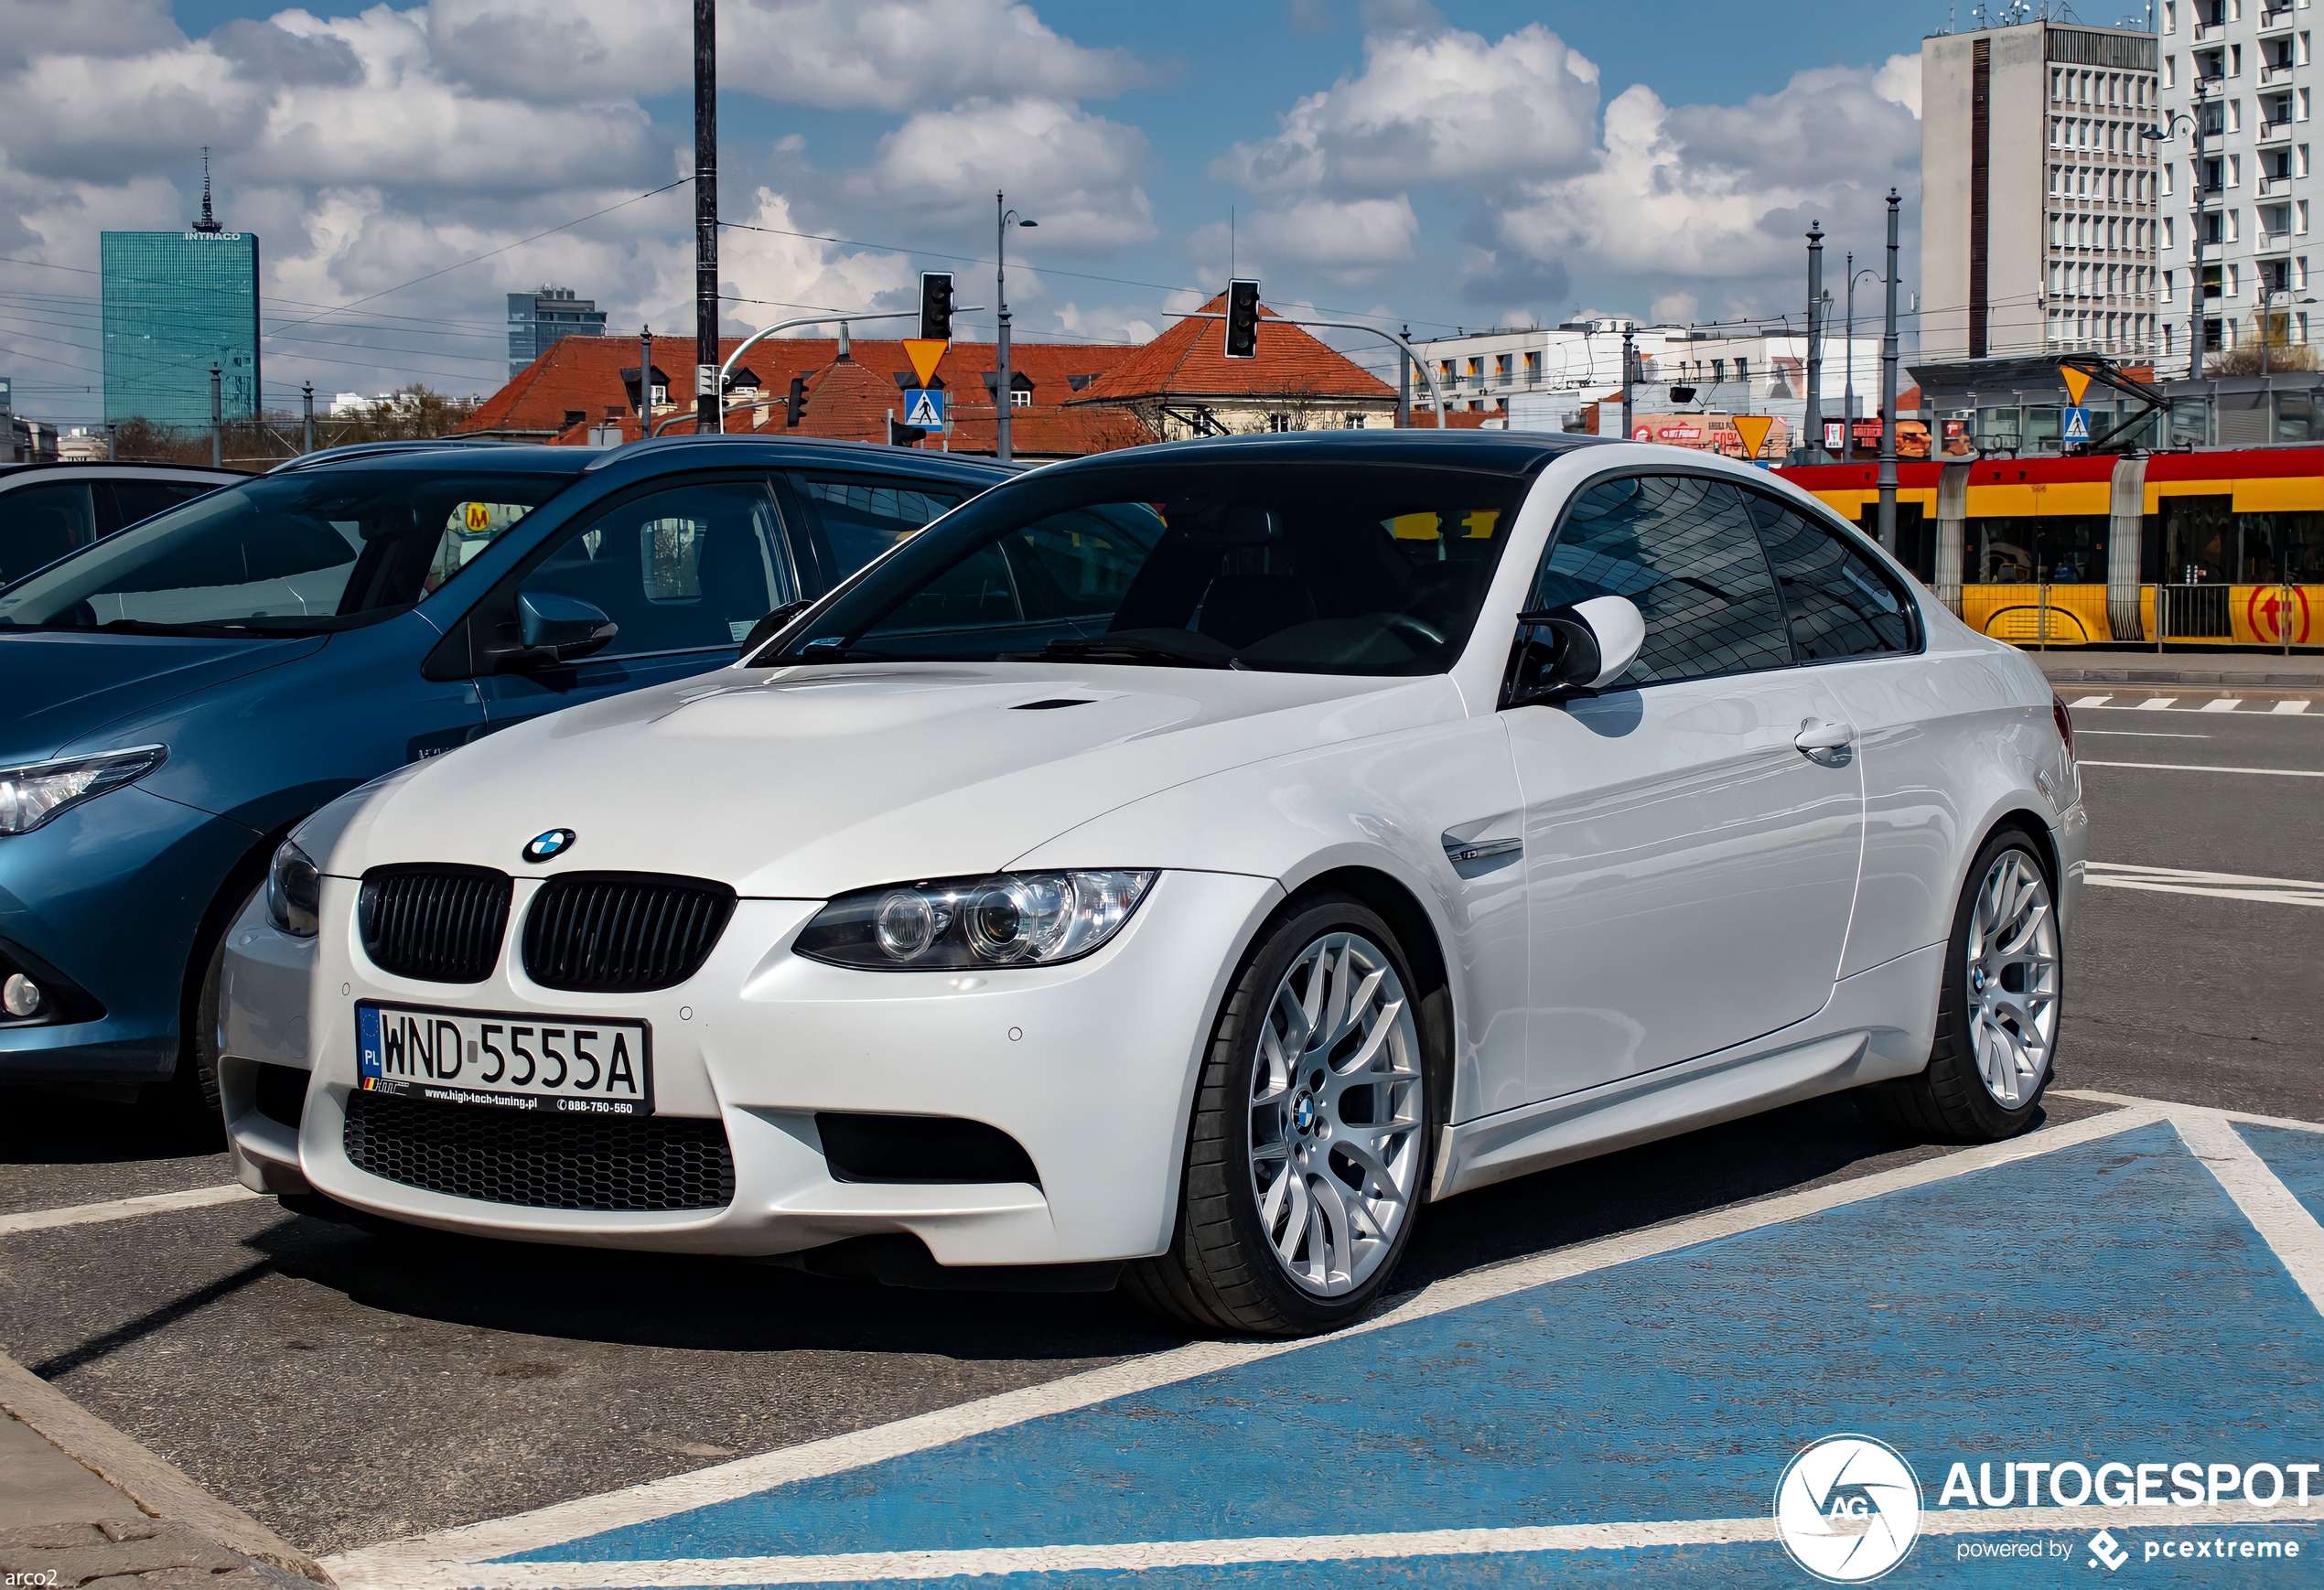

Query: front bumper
<box><xmin>221</xmin><ymin>868</ymin><xmax>1280</xmax><ymax>1266</ymax></box>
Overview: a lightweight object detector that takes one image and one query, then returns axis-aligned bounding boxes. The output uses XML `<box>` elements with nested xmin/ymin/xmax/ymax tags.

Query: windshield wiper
<box><xmin>1017</xmin><ymin>636</ymin><xmax>1241</xmax><ymax>670</ymax></box>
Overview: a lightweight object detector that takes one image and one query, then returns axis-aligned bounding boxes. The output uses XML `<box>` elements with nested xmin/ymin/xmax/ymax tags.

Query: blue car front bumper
<box><xmin>0</xmin><ymin>784</ymin><xmax>263</xmax><ymax>1085</ymax></box>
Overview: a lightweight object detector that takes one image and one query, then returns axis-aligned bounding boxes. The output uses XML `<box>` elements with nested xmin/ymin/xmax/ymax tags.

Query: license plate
<box><xmin>356</xmin><ymin>1003</ymin><xmax>652</xmax><ymax>1116</ymax></box>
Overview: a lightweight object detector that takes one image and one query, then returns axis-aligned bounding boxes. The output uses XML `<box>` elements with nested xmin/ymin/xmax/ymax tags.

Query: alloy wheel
<box><xmin>1964</xmin><ymin>850</ymin><xmax>2060</xmax><ymax>1110</ymax></box>
<box><xmin>1247</xmin><ymin>931</ymin><xmax>1424</xmax><ymax>1296</ymax></box>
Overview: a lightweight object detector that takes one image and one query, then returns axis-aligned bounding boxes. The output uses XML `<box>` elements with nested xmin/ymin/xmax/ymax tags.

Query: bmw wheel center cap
<box><xmin>523</xmin><ymin>828</ymin><xmax>576</xmax><ymax>864</ymax></box>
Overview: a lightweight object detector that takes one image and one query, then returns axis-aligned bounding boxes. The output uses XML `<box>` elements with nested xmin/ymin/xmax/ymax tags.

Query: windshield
<box><xmin>0</xmin><ymin>468</ymin><xmax>573</xmax><ymax>636</ymax></box>
<box><xmin>761</xmin><ymin>460</ymin><xmax>1531</xmax><ymax>675</ymax></box>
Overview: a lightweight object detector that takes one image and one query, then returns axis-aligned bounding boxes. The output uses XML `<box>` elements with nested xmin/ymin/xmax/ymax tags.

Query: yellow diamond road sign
<box><xmin>1730</xmin><ymin>413</ymin><xmax>1776</xmax><ymax>461</ymax></box>
<box><xmin>903</xmin><ymin>338</ymin><xmax>947</xmax><ymax>388</ymax></box>
<box><xmin>2060</xmin><ymin>364</ymin><xmax>2094</xmax><ymax>407</ymax></box>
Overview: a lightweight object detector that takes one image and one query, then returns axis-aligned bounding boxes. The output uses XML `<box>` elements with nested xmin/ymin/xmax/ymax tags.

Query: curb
<box><xmin>0</xmin><ymin>1348</ymin><xmax>330</xmax><ymax>1585</ymax></box>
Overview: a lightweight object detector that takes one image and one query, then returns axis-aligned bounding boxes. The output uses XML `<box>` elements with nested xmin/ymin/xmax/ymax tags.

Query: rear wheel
<box><xmin>1859</xmin><ymin>829</ymin><xmax>2060</xmax><ymax>1143</ymax></box>
<box><xmin>1124</xmin><ymin>895</ymin><xmax>1436</xmax><ymax>1337</ymax></box>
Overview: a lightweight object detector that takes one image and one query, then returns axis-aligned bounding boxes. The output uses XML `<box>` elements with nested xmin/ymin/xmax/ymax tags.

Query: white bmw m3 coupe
<box><xmin>218</xmin><ymin>432</ymin><xmax>2082</xmax><ymax>1337</ymax></box>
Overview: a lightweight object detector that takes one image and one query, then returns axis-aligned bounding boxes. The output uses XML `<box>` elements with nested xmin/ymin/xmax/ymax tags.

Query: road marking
<box><xmin>2174</xmin><ymin>1112</ymin><xmax>2324</xmax><ymax>1320</ymax></box>
<box><xmin>2084</xmin><ymin>860</ymin><xmax>2324</xmax><ymax>908</ymax></box>
<box><xmin>2200</xmin><ymin>697</ymin><xmax>2243</xmax><ymax>713</ymax></box>
<box><xmin>2078</xmin><ymin>760</ymin><xmax>2324</xmax><ymax>778</ymax></box>
<box><xmin>2069</xmin><ymin>693</ymin><xmax>2112</xmax><ymax>707</ymax></box>
<box><xmin>368</xmin><ymin>1503</ymin><xmax>2319</xmax><ymax>1589</ymax></box>
<box><xmin>2136</xmin><ymin>697</ymin><xmax>2178</xmax><ymax>710</ymax></box>
<box><xmin>2075</xmin><ymin>729</ymin><xmax>2210</xmax><ymax>738</ymax></box>
<box><xmin>2276</xmin><ymin>700</ymin><xmax>2313</xmax><ymax>714</ymax></box>
<box><xmin>0</xmin><ymin>1184</ymin><xmax>258</xmax><ymax>1238</ymax></box>
<box><xmin>322</xmin><ymin>1106</ymin><xmax>2165</xmax><ymax>1587</ymax></box>
<box><xmin>2076</xmin><ymin>702</ymin><xmax>2320</xmax><ymax>716</ymax></box>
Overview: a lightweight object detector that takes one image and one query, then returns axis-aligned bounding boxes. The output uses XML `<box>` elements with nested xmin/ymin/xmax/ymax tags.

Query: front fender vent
<box><xmin>521</xmin><ymin>872</ymin><xmax>737</xmax><ymax>993</ymax></box>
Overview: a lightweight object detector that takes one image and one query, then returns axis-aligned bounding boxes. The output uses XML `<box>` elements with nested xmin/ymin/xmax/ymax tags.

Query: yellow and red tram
<box><xmin>1776</xmin><ymin>447</ymin><xmax>2324</xmax><ymax>650</ymax></box>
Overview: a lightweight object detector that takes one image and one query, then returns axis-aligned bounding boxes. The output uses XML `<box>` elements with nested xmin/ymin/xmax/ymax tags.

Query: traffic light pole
<box><xmin>694</xmin><ymin>0</ymin><xmax>721</xmax><ymax>434</ymax></box>
<box><xmin>1877</xmin><ymin>188</ymin><xmax>1901</xmax><ymax>555</ymax></box>
<box><xmin>690</xmin><ymin>307</ymin><xmax>984</xmax><ymax>436</ymax></box>
<box><xmin>1176</xmin><ymin>312</ymin><xmax>1448</xmax><ymax>425</ymax></box>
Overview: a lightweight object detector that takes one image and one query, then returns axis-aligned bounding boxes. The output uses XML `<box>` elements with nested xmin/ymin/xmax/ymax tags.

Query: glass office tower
<box><xmin>101</xmin><ymin>230</ymin><xmax>263</xmax><ymax>427</ymax></box>
<box><xmin>507</xmin><ymin>285</ymin><xmax>608</xmax><ymax>380</ymax></box>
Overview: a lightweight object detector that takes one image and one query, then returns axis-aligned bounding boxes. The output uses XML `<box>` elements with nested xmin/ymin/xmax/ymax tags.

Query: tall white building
<box><xmin>1921</xmin><ymin>19</ymin><xmax>2163</xmax><ymax>366</ymax></box>
<box><xmin>2157</xmin><ymin>0</ymin><xmax>2316</xmax><ymax>374</ymax></box>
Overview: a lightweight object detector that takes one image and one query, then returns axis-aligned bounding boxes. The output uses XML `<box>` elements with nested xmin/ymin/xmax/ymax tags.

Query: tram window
<box><xmin>1966</xmin><ymin>516</ymin><xmax>2106</xmax><ymax>584</ymax></box>
<box><xmin>2236</xmin><ymin>511</ymin><xmax>2324</xmax><ymax>584</ymax></box>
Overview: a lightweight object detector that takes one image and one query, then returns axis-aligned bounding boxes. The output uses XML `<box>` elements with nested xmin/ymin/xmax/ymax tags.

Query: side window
<box><xmin>101</xmin><ymin>479</ymin><xmax>220</xmax><ymax>533</ymax></box>
<box><xmin>791</xmin><ymin>476</ymin><xmax>964</xmax><ymax>581</ymax></box>
<box><xmin>1744</xmin><ymin>494</ymin><xmax>1914</xmax><ymax>661</ymax></box>
<box><xmin>2</xmin><ymin>481</ymin><xmax>99</xmax><ymax>583</ymax></box>
<box><xmin>1533</xmin><ymin>474</ymin><xmax>1793</xmax><ymax>685</ymax></box>
<box><xmin>518</xmin><ymin>481</ymin><xmax>794</xmax><ymax>658</ymax></box>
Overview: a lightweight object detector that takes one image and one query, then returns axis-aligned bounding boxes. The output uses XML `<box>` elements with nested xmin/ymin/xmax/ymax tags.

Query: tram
<box><xmin>1775</xmin><ymin>446</ymin><xmax>2324</xmax><ymax>650</ymax></box>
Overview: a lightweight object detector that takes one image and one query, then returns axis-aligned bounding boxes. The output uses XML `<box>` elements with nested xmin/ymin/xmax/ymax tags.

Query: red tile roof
<box><xmin>1066</xmin><ymin>294</ymin><xmax>1396</xmax><ymax>407</ymax></box>
<box><xmin>461</xmin><ymin>334</ymin><xmax>1145</xmax><ymax>458</ymax></box>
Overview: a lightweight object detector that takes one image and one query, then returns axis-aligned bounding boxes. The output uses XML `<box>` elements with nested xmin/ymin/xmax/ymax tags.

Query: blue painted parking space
<box><xmin>2243</xmin><ymin>1123</ymin><xmax>2324</xmax><ymax>1228</ymax></box>
<box><xmin>366</xmin><ymin>1106</ymin><xmax>2323</xmax><ymax>1589</ymax></box>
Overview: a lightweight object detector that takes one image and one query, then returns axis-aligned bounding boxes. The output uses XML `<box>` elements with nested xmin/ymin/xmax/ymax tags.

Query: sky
<box><xmin>0</xmin><ymin>0</ymin><xmax>1985</xmax><ymax>424</ymax></box>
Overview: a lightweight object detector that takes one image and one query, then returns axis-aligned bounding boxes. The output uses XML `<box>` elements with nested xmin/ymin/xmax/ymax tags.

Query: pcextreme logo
<box><xmin>1775</xmin><ymin>1434</ymin><xmax>1924</xmax><ymax>1583</ymax></box>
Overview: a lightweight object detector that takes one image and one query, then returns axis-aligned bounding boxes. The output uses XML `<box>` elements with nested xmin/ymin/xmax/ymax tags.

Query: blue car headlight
<box><xmin>0</xmin><ymin>746</ymin><xmax>167</xmax><ymax>835</ymax></box>
<box><xmin>795</xmin><ymin>870</ymin><xmax>1155</xmax><ymax>970</ymax></box>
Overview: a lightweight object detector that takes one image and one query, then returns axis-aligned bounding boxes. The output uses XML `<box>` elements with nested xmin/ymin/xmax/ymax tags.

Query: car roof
<box><xmin>583</xmin><ymin>433</ymin><xmax>1022</xmax><ymax>484</ymax></box>
<box><xmin>1018</xmin><ymin>428</ymin><xmax>1611</xmax><ymax>481</ymax></box>
<box><xmin>0</xmin><ymin>460</ymin><xmax>245</xmax><ymax>483</ymax></box>
<box><xmin>266</xmin><ymin>438</ymin><xmax>533</xmax><ymax>474</ymax></box>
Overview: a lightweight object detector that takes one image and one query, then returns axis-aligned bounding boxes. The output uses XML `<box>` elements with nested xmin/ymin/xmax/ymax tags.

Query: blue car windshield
<box><xmin>758</xmin><ymin>461</ymin><xmax>1530</xmax><ymax>676</ymax></box>
<box><xmin>0</xmin><ymin>468</ymin><xmax>573</xmax><ymax>636</ymax></box>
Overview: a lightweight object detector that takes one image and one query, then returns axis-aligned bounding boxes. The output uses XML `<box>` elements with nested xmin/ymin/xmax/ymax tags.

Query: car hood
<box><xmin>0</xmin><ymin>630</ymin><xmax>327</xmax><ymax>764</ymax></box>
<box><xmin>317</xmin><ymin>662</ymin><xmax>1466</xmax><ymax>897</ymax></box>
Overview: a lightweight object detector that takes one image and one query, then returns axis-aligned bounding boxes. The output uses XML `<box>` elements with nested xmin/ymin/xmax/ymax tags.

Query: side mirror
<box><xmin>737</xmin><ymin>597</ymin><xmax>813</xmax><ymax>661</ymax></box>
<box><xmin>511</xmin><ymin>591</ymin><xmax>618</xmax><ymax>666</ymax></box>
<box><xmin>1501</xmin><ymin>595</ymin><xmax>1646</xmax><ymax>708</ymax></box>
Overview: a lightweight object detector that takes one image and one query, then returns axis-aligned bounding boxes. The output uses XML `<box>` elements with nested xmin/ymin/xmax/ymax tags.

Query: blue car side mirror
<box><xmin>515</xmin><ymin>591</ymin><xmax>619</xmax><ymax>663</ymax></box>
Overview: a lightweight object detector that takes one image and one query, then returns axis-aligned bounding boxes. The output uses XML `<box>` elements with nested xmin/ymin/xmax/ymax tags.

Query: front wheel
<box><xmin>1124</xmin><ymin>894</ymin><xmax>1436</xmax><ymax>1337</ymax></box>
<box><xmin>1859</xmin><ymin>829</ymin><xmax>2060</xmax><ymax>1143</ymax></box>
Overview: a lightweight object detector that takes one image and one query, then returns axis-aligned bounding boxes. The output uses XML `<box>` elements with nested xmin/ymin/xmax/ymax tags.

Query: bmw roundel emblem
<box><xmin>522</xmin><ymin>829</ymin><xmax>576</xmax><ymax>865</ymax></box>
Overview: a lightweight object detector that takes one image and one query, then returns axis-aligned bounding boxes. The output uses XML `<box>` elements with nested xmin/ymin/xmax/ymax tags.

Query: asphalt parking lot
<box><xmin>5</xmin><ymin>681</ymin><xmax>2320</xmax><ymax>1582</ymax></box>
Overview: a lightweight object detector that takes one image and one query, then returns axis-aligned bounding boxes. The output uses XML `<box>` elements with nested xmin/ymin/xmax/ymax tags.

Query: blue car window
<box><xmin>793</xmin><ymin>476</ymin><xmax>965</xmax><ymax>578</ymax></box>
<box><xmin>0</xmin><ymin>469</ymin><xmax>572</xmax><ymax>636</ymax></box>
<box><xmin>520</xmin><ymin>481</ymin><xmax>795</xmax><ymax>656</ymax></box>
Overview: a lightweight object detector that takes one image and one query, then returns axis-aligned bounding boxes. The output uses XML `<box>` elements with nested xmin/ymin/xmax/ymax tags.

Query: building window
<box><xmin>1523</xmin><ymin>350</ymin><xmax>1541</xmax><ymax>381</ymax></box>
<box><xmin>1266</xmin><ymin>413</ymin><xmax>1294</xmax><ymax>432</ymax></box>
<box><xmin>1736</xmin><ymin>357</ymin><xmax>1749</xmax><ymax>382</ymax></box>
<box><xmin>1010</xmin><ymin>388</ymin><xmax>1032</xmax><ymax>408</ymax></box>
<box><xmin>1344</xmin><ymin>413</ymin><xmax>1366</xmax><ymax>429</ymax></box>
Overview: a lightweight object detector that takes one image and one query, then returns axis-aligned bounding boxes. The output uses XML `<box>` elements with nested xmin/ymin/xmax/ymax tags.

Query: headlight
<box><xmin>795</xmin><ymin>870</ymin><xmax>1155</xmax><ymax>970</ymax></box>
<box><xmin>267</xmin><ymin>840</ymin><xmax>321</xmax><ymax>938</ymax></box>
<box><xmin>0</xmin><ymin>746</ymin><xmax>167</xmax><ymax>835</ymax></box>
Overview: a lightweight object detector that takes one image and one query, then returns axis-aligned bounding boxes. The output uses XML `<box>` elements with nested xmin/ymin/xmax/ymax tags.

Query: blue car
<box><xmin>0</xmin><ymin>436</ymin><xmax>1012</xmax><ymax>1114</ymax></box>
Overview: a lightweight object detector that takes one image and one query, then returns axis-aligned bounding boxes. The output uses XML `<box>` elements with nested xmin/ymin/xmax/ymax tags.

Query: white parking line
<box><xmin>2076</xmin><ymin>730</ymin><xmax>2210</xmax><ymax>738</ymax></box>
<box><xmin>322</xmin><ymin>1106</ymin><xmax>2164</xmax><ymax>1587</ymax></box>
<box><xmin>2070</xmin><ymin>694</ymin><xmax>2112</xmax><ymax>707</ymax></box>
<box><xmin>2200</xmin><ymin>698</ymin><xmax>2243</xmax><ymax>713</ymax></box>
<box><xmin>0</xmin><ymin>1184</ymin><xmax>258</xmax><ymax>1238</ymax></box>
<box><xmin>2136</xmin><ymin>697</ymin><xmax>2178</xmax><ymax>710</ymax></box>
<box><xmin>2078</xmin><ymin>760</ymin><xmax>2324</xmax><ymax>778</ymax></box>
<box><xmin>2276</xmin><ymin>701</ymin><xmax>2314</xmax><ymax>715</ymax></box>
<box><xmin>2174</xmin><ymin>1112</ymin><xmax>2324</xmax><ymax>1320</ymax></box>
<box><xmin>2084</xmin><ymin>861</ymin><xmax>2324</xmax><ymax>908</ymax></box>
<box><xmin>376</xmin><ymin>1502</ymin><xmax>2319</xmax><ymax>1590</ymax></box>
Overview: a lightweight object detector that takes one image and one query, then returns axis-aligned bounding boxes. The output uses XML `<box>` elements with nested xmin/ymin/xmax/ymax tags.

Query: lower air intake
<box><xmin>343</xmin><ymin>1090</ymin><xmax>734</xmax><ymax>1212</ymax></box>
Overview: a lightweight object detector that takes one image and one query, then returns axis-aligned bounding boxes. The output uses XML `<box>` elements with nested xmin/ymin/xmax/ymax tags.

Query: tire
<box><xmin>1858</xmin><ymin>828</ymin><xmax>2060</xmax><ymax>1144</ymax></box>
<box><xmin>1125</xmin><ymin>893</ymin><xmax>1438</xmax><ymax>1337</ymax></box>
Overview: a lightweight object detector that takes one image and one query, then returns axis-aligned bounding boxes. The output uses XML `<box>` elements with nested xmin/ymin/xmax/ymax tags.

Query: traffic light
<box><xmin>919</xmin><ymin>273</ymin><xmax>954</xmax><ymax>342</ymax></box>
<box><xmin>784</xmin><ymin>375</ymin><xmax>807</xmax><ymax>428</ymax></box>
<box><xmin>1223</xmin><ymin>279</ymin><xmax>1260</xmax><ymax>360</ymax></box>
<box><xmin>888</xmin><ymin>414</ymin><xmax>928</xmax><ymax>447</ymax></box>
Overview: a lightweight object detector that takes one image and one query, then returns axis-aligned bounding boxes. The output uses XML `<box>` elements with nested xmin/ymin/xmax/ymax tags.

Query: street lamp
<box><xmin>2258</xmin><ymin>287</ymin><xmax>2316</xmax><ymax>379</ymax></box>
<box><xmin>2143</xmin><ymin>91</ymin><xmax>2209</xmax><ymax>381</ymax></box>
<box><xmin>1845</xmin><ymin>261</ymin><xmax>1880</xmax><ymax>448</ymax></box>
<box><xmin>995</xmin><ymin>193</ymin><xmax>1037</xmax><ymax>464</ymax></box>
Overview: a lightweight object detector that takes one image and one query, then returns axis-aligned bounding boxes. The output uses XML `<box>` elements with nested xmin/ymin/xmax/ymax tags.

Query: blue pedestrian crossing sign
<box><xmin>903</xmin><ymin>388</ymin><xmax>946</xmax><ymax>429</ymax></box>
<box><xmin>2062</xmin><ymin>405</ymin><xmax>2092</xmax><ymax>442</ymax></box>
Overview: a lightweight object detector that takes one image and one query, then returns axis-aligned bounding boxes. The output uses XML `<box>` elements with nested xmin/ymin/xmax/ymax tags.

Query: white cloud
<box><xmin>1874</xmin><ymin>51</ymin><xmax>1922</xmax><ymax>118</ymax></box>
<box><xmin>715</xmin><ymin>187</ymin><xmax>919</xmax><ymax>323</ymax></box>
<box><xmin>850</xmin><ymin>97</ymin><xmax>1156</xmax><ymax>249</ymax></box>
<box><xmin>1217</xmin><ymin>22</ymin><xmax>1599</xmax><ymax>197</ymax></box>
<box><xmin>424</xmin><ymin>0</ymin><xmax>1137</xmax><ymax>111</ymax></box>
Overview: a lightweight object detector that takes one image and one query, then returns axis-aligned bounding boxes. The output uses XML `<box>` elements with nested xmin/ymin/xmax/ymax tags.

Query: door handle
<box><xmin>1794</xmin><ymin>718</ymin><xmax>1855</xmax><ymax>765</ymax></box>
